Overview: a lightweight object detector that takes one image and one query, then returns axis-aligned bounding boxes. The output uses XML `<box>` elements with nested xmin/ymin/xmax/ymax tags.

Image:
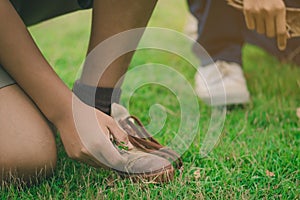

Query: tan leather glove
<box><xmin>243</xmin><ymin>0</ymin><xmax>287</xmax><ymax>50</ymax></box>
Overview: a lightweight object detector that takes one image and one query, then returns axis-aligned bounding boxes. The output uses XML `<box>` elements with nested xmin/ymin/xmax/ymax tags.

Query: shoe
<box><xmin>72</xmin><ymin>83</ymin><xmax>182</xmax><ymax>183</ymax></box>
<box><xmin>111</xmin><ymin>103</ymin><xmax>183</xmax><ymax>171</ymax></box>
<box><xmin>82</xmin><ymin>137</ymin><xmax>175</xmax><ymax>183</ymax></box>
<box><xmin>101</xmin><ymin>103</ymin><xmax>182</xmax><ymax>183</ymax></box>
<box><xmin>194</xmin><ymin>60</ymin><xmax>250</xmax><ymax>106</ymax></box>
<box><xmin>113</xmin><ymin>148</ymin><xmax>175</xmax><ymax>183</ymax></box>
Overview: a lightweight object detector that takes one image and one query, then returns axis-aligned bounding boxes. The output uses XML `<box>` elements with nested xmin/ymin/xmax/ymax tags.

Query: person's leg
<box><xmin>188</xmin><ymin>0</ymin><xmax>245</xmax><ymax>65</ymax></box>
<box><xmin>73</xmin><ymin>1</ymin><xmax>182</xmax><ymax>175</ymax></box>
<box><xmin>75</xmin><ymin>0</ymin><xmax>158</xmax><ymax>114</ymax></box>
<box><xmin>245</xmin><ymin>33</ymin><xmax>300</xmax><ymax>65</ymax></box>
<box><xmin>0</xmin><ymin>84</ymin><xmax>57</xmax><ymax>183</ymax></box>
<box><xmin>188</xmin><ymin>0</ymin><xmax>250</xmax><ymax>105</ymax></box>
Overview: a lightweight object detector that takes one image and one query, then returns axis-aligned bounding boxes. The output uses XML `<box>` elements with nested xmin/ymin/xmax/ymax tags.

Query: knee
<box><xmin>0</xmin><ymin>126</ymin><xmax>57</xmax><ymax>183</ymax></box>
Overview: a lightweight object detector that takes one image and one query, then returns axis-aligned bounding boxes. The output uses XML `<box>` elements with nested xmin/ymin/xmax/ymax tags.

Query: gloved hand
<box><xmin>243</xmin><ymin>0</ymin><xmax>288</xmax><ymax>50</ymax></box>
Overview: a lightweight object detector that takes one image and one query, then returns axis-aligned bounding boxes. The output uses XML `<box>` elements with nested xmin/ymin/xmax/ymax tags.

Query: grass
<box><xmin>1</xmin><ymin>0</ymin><xmax>299</xmax><ymax>199</ymax></box>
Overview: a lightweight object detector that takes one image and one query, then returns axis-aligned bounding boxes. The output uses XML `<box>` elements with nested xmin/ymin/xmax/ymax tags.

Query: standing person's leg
<box><xmin>72</xmin><ymin>1</ymin><xmax>182</xmax><ymax>174</ymax></box>
<box><xmin>187</xmin><ymin>0</ymin><xmax>250</xmax><ymax>105</ymax></box>
<box><xmin>188</xmin><ymin>0</ymin><xmax>244</xmax><ymax>65</ymax></box>
<box><xmin>74</xmin><ymin>0</ymin><xmax>158</xmax><ymax>115</ymax></box>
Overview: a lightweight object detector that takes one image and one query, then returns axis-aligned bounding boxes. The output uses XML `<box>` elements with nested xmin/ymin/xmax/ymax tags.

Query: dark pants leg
<box><xmin>188</xmin><ymin>0</ymin><xmax>244</xmax><ymax>65</ymax></box>
<box><xmin>188</xmin><ymin>0</ymin><xmax>300</xmax><ymax>66</ymax></box>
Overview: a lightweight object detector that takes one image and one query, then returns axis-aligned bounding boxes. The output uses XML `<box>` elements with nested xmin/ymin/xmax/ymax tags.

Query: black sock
<box><xmin>73</xmin><ymin>80</ymin><xmax>121</xmax><ymax>115</ymax></box>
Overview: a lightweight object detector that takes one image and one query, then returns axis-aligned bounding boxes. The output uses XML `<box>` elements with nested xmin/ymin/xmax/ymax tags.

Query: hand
<box><xmin>55</xmin><ymin>96</ymin><xmax>133</xmax><ymax>168</ymax></box>
<box><xmin>243</xmin><ymin>0</ymin><xmax>287</xmax><ymax>50</ymax></box>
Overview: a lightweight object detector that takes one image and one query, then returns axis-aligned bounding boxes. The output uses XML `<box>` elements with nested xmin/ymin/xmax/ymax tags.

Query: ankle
<box><xmin>72</xmin><ymin>80</ymin><xmax>121</xmax><ymax>115</ymax></box>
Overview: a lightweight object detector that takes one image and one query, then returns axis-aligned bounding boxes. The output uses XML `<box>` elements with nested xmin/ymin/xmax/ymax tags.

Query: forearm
<box><xmin>0</xmin><ymin>0</ymin><xmax>72</xmax><ymax>124</ymax></box>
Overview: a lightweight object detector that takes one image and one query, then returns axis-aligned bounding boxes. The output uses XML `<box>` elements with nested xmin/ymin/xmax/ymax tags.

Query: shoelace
<box><xmin>119</xmin><ymin>116</ymin><xmax>183</xmax><ymax>170</ymax></box>
<box><xmin>218</xmin><ymin>63</ymin><xmax>231</xmax><ymax>77</ymax></box>
<box><xmin>204</xmin><ymin>62</ymin><xmax>231</xmax><ymax>85</ymax></box>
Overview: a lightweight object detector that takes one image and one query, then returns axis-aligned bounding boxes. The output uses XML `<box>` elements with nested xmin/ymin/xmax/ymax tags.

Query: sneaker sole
<box><xmin>116</xmin><ymin>165</ymin><xmax>174</xmax><ymax>183</ymax></box>
<box><xmin>197</xmin><ymin>92</ymin><xmax>250</xmax><ymax>106</ymax></box>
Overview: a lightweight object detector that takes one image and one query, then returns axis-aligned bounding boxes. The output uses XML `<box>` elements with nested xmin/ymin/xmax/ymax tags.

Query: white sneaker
<box><xmin>194</xmin><ymin>60</ymin><xmax>250</xmax><ymax>106</ymax></box>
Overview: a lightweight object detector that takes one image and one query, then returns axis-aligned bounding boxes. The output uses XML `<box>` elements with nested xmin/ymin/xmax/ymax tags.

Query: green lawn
<box><xmin>1</xmin><ymin>1</ymin><xmax>299</xmax><ymax>199</ymax></box>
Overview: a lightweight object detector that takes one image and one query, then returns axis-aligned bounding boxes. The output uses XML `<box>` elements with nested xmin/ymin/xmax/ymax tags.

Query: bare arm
<box><xmin>0</xmin><ymin>0</ymin><xmax>129</xmax><ymax>167</ymax></box>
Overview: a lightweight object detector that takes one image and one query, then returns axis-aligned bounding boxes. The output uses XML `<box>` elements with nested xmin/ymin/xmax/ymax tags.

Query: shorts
<box><xmin>10</xmin><ymin>0</ymin><xmax>93</xmax><ymax>26</ymax></box>
<box><xmin>0</xmin><ymin>65</ymin><xmax>15</xmax><ymax>89</ymax></box>
<box><xmin>0</xmin><ymin>0</ymin><xmax>93</xmax><ymax>89</ymax></box>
